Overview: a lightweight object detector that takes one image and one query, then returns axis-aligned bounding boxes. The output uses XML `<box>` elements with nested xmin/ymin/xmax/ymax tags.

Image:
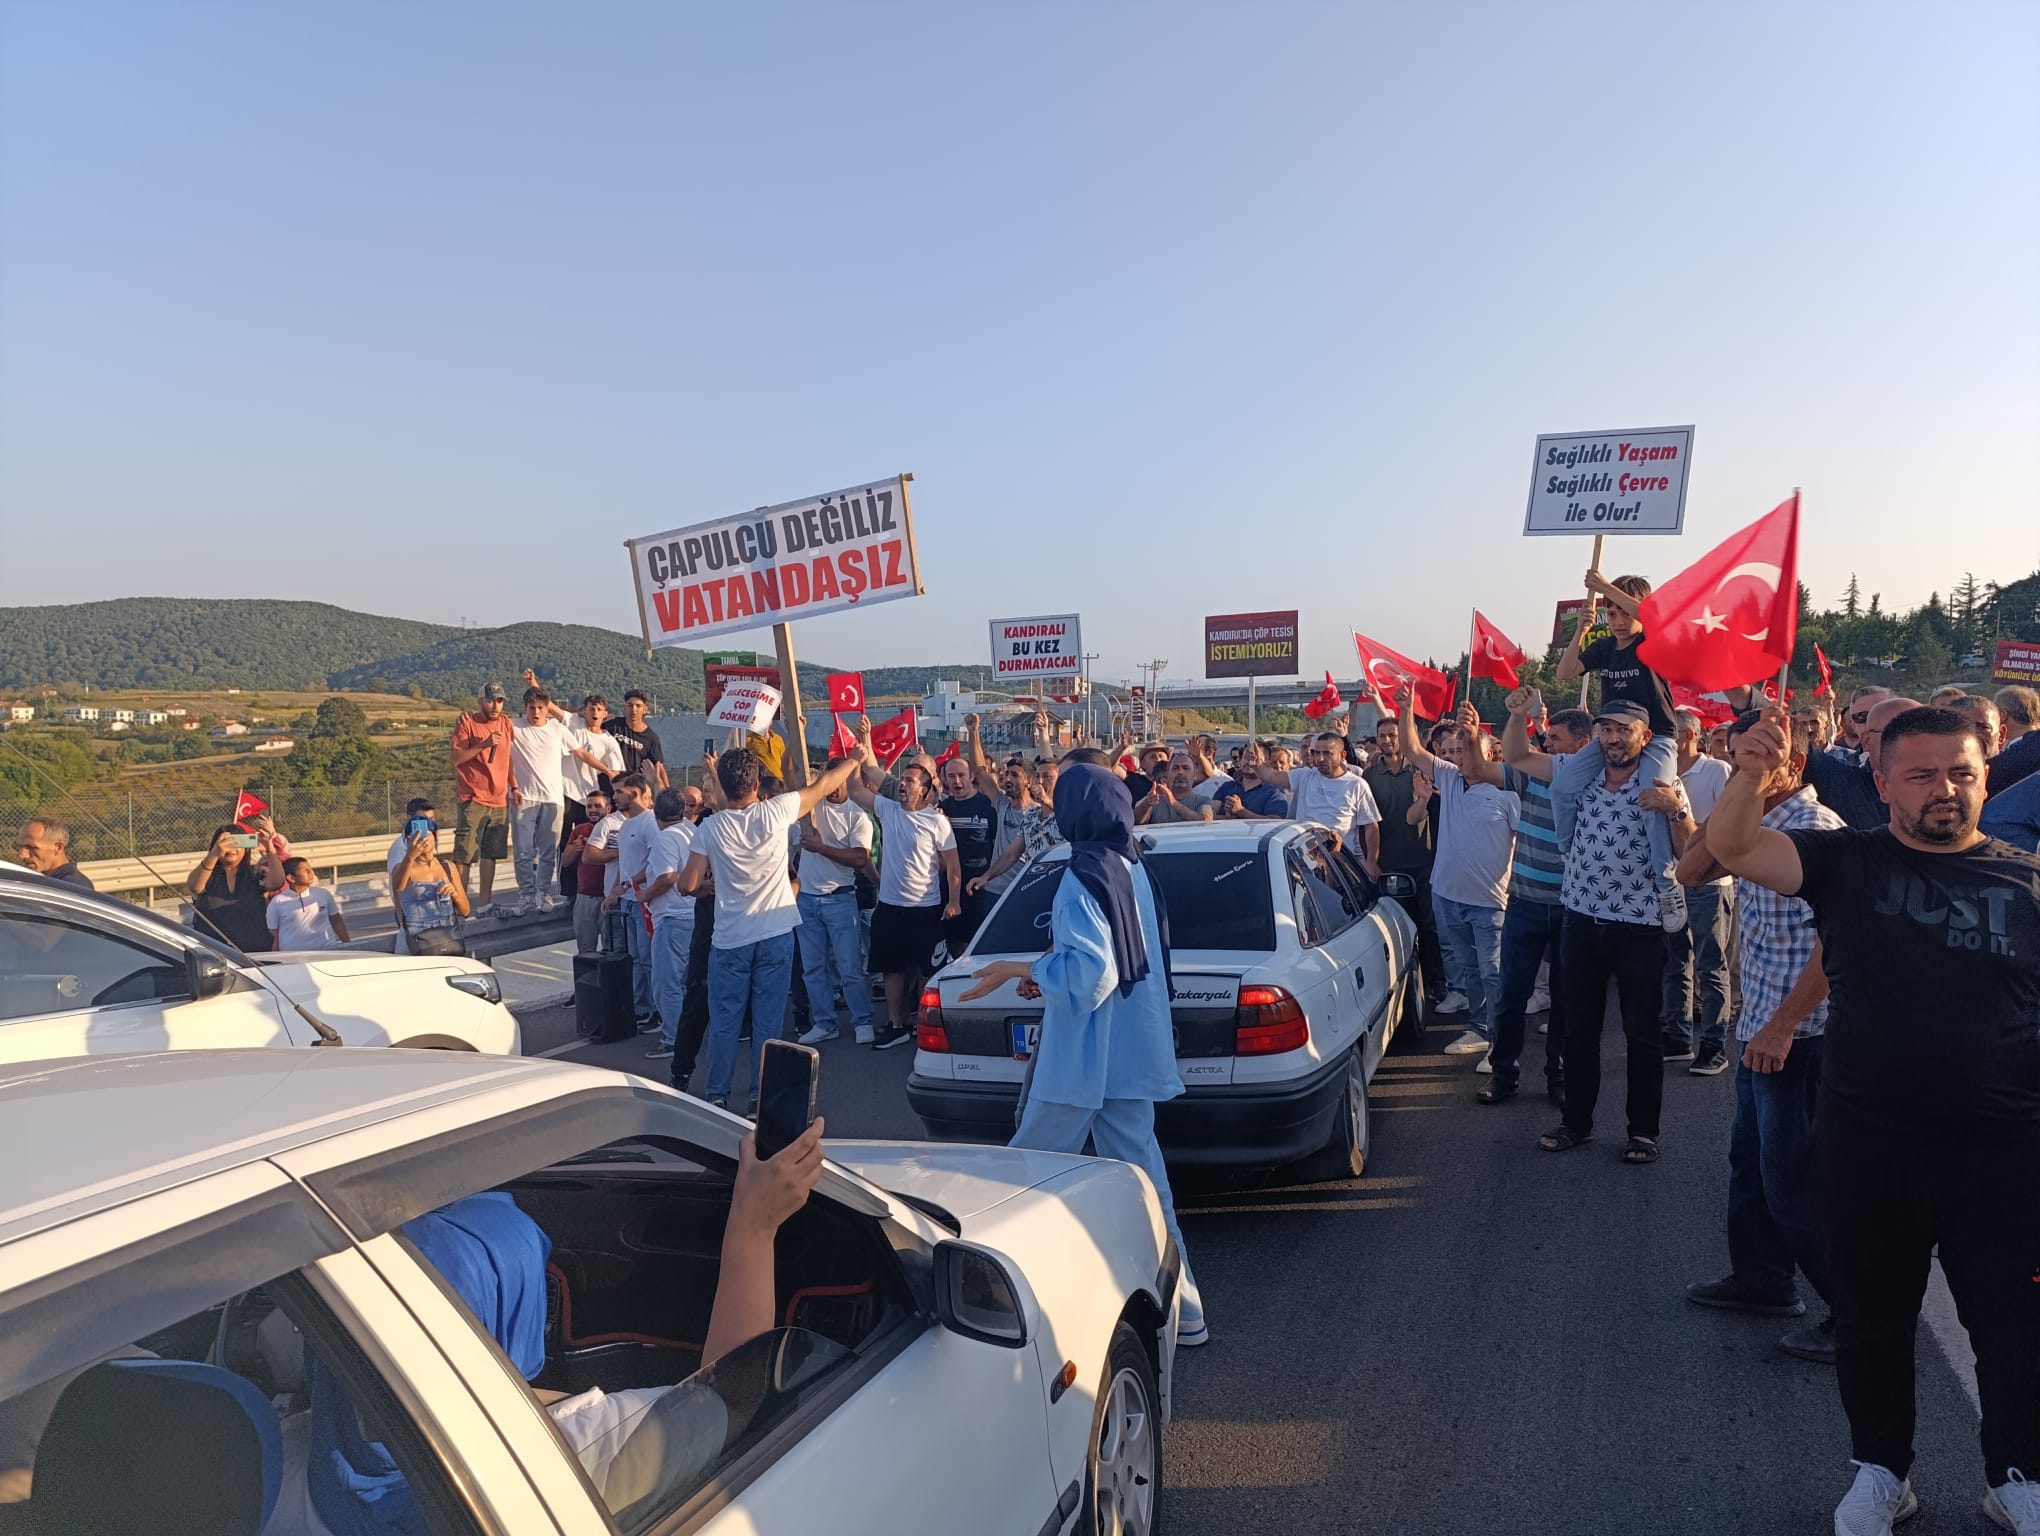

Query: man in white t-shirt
<box><xmin>1642</xmin><ymin>707</ymin><xmax>1738</xmax><ymax>1074</ymax></box>
<box><xmin>794</xmin><ymin>757</ymin><xmax>879</xmax><ymax>1047</ymax></box>
<box><xmin>636</xmin><ymin>788</ymin><xmax>700</xmax><ymax>1064</ymax></box>
<box><xmin>1397</xmin><ymin>695</ymin><xmax>1521</xmax><ymax>1058</ymax></box>
<box><xmin>674</xmin><ymin>751</ymin><xmax>861</xmax><ymax>1109</ymax></box>
<box><xmin>1259</xmin><ymin>732</ymin><xmax>1384</xmax><ymax>875</ymax></box>
<box><xmin>266</xmin><ymin>858</ymin><xmax>350</xmax><ymax>950</ymax></box>
<box><xmin>586</xmin><ymin>773</ymin><xmax>659</xmax><ymax>1029</ymax></box>
<box><xmin>556</xmin><ymin>691</ymin><xmax>626</xmax><ymax>900</ymax></box>
<box><xmin>508</xmin><ymin>687</ymin><xmax>571</xmax><ymax>916</ymax></box>
<box><xmin>848</xmin><ymin>719</ymin><xmax>961</xmax><ymax>1052</ymax></box>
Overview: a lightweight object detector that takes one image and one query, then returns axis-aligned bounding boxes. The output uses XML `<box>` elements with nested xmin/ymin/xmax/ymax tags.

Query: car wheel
<box><xmin>1388</xmin><ymin>967</ymin><xmax>1427</xmax><ymax>1055</ymax></box>
<box><xmin>1293</xmin><ymin>1047</ymin><xmax>1369</xmax><ymax>1182</ymax></box>
<box><xmin>1085</xmin><ymin>1321</ymin><xmax>1162</xmax><ymax>1536</ymax></box>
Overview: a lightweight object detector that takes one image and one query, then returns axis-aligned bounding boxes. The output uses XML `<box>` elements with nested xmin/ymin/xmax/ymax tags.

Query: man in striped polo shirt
<box><xmin>1481</xmin><ymin>689</ymin><xmax>1593</xmax><ymax>1105</ymax></box>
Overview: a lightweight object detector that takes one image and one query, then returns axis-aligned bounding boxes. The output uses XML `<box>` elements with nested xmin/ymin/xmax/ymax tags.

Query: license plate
<box><xmin>1010</xmin><ymin>1021</ymin><xmax>1042</xmax><ymax>1060</ymax></box>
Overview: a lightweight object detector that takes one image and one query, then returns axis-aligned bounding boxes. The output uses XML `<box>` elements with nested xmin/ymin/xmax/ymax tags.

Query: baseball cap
<box><xmin>480</xmin><ymin>682</ymin><xmax>507</xmax><ymax>702</ymax></box>
<box><xmin>1593</xmin><ymin>699</ymin><xmax>1651</xmax><ymax>726</ymax></box>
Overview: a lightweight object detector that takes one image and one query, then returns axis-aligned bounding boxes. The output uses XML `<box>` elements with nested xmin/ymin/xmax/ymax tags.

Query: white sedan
<box><xmin>910</xmin><ymin>819</ymin><xmax>1423</xmax><ymax>1180</ymax></box>
<box><xmin>0</xmin><ymin>863</ymin><xmax>518</xmax><ymax>1060</ymax></box>
<box><xmin>0</xmin><ymin>1048</ymin><xmax>1178</xmax><ymax>1535</ymax></box>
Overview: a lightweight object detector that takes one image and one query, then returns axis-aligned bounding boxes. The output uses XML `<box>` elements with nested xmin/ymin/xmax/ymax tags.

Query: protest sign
<box><xmin>1523</xmin><ymin>426</ymin><xmax>1694</xmax><ymax>536</ymax></box>
<box><xmin>707</xmin><ymin>679</ymin><xmax>782</xmax><ymax>733</ymax></box>
<box><xmin>989</xmin><ymin>614</ymin><xmax>1082</xmax><ymax>681</ymax></box>
<box><xmin>704</xmin><ymin>662</ymin><xmax>779</xmax><ymax>710</ymax></box>
<box><xmin>1552</xmin><ymin>598</ymin><xmax>1612</xmax><ymax>650</ymax></box>
<box><xmin>627</xmin><ymin>474</ymin><xmax>922</xmax><ymax>648</ymax></box>
<box><xmin>1995</xmin><ymin>639</ymin><xmax>2040</xmax><ymax>685</ymax></box>
<box><xmin>1204</xmin><ymin>610</ymin><xmax>1299</xmax><ymax>678</ymax></box>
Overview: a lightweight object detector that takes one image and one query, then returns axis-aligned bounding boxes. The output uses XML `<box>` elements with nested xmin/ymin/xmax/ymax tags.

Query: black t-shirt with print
<box><xmin>606</xmin><ymin>719</ymin><xmax>666</xmax><ymax>779</ymax></box>
<box><xmin>940</xmin><ymin>792</ymin><xmax>1000</xmax><ymax>880</ymax></box>
<box><xmin>1580</xmin><ymin>635</ymin><xmax>1678</xmax><ymax>738</ymax></box>
<box><xmin>1787</xmin><ymin>827</ymin><xmax>2040</xmax><ymax>1134</ymax></box>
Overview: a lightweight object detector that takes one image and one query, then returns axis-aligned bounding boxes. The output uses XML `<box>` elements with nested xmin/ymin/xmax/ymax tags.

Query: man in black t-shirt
<box><xmin>606</xmin><ymin>689</ymin><xmax>668</xmax><ymax>790</ymax></box>
<box><xmin>937</xmin><ymin>754</ymin><xmax>1000</xmax><ymax>954</ymax></box>
<box><xmin>1709</xmin><ymin>703</ymin><xmax>2040</xmax><ymax>1534</ymax></box>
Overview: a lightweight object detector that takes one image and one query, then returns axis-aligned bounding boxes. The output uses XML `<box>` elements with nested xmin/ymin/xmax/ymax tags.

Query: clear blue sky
<box><xmin>2</xmin><ymin>0</ymin><xmax>2035</xmax><ymax>684</ymax></box>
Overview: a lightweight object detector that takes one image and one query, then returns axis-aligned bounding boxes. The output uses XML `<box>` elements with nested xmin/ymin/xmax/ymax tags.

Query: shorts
<box><xmin>868</xmin><ymin>900</ymin><xmax>945</xmax><ymax>975</ymax></box>
<box><xmin>453</xmin><ymin>799</ymin><xmax>510</xmax><ymax>863</ymax></box>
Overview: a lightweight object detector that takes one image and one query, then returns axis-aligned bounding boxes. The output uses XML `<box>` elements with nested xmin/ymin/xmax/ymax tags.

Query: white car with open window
<box><xmin>0</xmin><ymin>1048</ymin><xmax>1178</xmax><ymax>1536</ymax></box>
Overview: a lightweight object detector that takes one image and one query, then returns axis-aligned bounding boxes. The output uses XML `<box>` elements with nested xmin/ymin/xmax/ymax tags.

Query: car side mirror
<box><xmin>188</xmin><ymin>949</ymin><xmax>230</xmax><ymax>1000</ymax></box>
<box><xmin>933</xmin><ymin>1241</ymin><xmax>1030</xmax><ymax>1348</ymax></box>
<box><xmin>1379</xmin><ymin>873</ymin><xmax>1415</xmax><ymax>901</ymax></box>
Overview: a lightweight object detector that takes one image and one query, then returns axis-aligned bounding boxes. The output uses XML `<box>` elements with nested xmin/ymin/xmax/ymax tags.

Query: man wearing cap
<box><xmin>1508</xmin><ymin>698</ymin><xmax>1672</xmax><ymax>1164</ymax></box>
<box><xmin>449</xmin><ymin>683</ymin><xmax>516</xmax><ymax>916</ymax></box>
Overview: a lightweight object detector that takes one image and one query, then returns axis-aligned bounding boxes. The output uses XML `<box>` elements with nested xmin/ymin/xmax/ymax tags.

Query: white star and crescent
<box><xmin>1687</xmin><ymin>562</ymin><xmax>1782</xmax><ymax>643</ymax></box>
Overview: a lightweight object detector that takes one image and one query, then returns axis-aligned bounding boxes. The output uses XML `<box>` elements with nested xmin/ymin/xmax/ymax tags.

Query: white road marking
<box><xmin>532</xmin><ymin>1039</ymin><xmax>591</xmax><ymax>1059</ymax></box>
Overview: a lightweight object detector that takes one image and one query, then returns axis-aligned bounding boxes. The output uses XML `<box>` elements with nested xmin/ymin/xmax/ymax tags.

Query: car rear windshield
<box><xmin>972</xmin><ymin>851</ymin><xmax>1275</xmax><ymax>955</ymax></box>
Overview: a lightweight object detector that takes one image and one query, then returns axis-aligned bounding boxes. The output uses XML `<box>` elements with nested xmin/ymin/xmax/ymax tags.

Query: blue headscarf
<box><xmin>1051</xmin><ymin>764</ymin><xmax>1171</xmax><ymax>998</ymax></box>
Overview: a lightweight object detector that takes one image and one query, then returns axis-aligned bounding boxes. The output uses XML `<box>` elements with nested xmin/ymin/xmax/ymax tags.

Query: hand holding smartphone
<box><xmin>753</xmin><ymin>1039</ymin><xmax>820</xmax><ymax>1161</ymax></box>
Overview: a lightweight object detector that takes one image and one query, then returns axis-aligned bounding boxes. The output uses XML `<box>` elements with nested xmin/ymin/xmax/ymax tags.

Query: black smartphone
<box><xmin>704</xmin><ymin>736</ymin><xmax>715</xmax><ymax>754</ymax></box>
<box><xmin>754</xmin><ymin>1039</ymin><xmax>819</xmax><ymax>1161</ymax></box>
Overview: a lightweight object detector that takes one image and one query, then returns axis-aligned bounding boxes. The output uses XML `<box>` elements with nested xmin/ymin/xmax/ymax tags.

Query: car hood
<box><xmin>256</xmin><ymin>953</ymin><xmax>483</xmax><ymax>988</ymax></box>
<box><xmin>823</xmin><ymin>1139</ymin><xmax>1093</xmax><ymax>1221</ymax></box>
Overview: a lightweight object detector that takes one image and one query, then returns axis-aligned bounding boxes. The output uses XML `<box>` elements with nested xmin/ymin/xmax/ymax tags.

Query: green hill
<box><xmin>0</xmin><ymin>597</ymin><xmax>1008</xmax><ymax>710</ymax></box>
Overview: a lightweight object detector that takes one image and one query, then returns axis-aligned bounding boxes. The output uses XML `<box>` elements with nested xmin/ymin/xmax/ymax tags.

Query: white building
<box><xmin>212</xmin><ymin>722</ymin><xmax>249</xmax><ymax>738</ymax></box>
<box><xmin>252</xmin><ymin>737</ymin><xmax>294</xmax><ymax>754</ymax></box>
<box><xmin>137</xmin><ymin>710</ymin><xmax>171</xmax><ymax>726</ymax></box>
<box><xmin>107</xmin><ymin>708</ymin><xmax>135</xmax><ymax>724</ymax></box>
<box><xmin>106</xmin><ymin>720</ymin><xmax>131</xmax><ymax>733</ymax></box>
<box><xmin>2</xmin><ymin>705</ymin><xmax>33</xmax><ymax>723</ymax></box>
<box><xmin>919</xmin><ymin>681</ymin><xmax>977</xmax><ymax>732</ymax></box>
<box><xmin>64</xmin><ymin>706</ymin><xmax>101</xmax><ymax>723</ymax></box>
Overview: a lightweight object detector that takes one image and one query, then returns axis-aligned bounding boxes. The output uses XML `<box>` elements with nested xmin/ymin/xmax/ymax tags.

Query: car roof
<box><xmin>0</xmin><ymin>1049</ymin><xmax>607</xmax><ymax>1239</ymax></box>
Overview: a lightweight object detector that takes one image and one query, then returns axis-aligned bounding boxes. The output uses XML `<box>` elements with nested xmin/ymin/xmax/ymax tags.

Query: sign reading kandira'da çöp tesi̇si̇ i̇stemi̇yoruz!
<box><xmin>627</xmin><ymin>475</ymin><xmax>923</xmax><ymax>647</ymax></box>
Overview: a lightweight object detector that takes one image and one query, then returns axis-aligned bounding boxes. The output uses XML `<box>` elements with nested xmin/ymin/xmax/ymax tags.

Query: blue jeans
<box><xmin>704</xmin><ymin>931</ymin><xmax>796</xmax><ymax>1105</ymax></box>
<box><xmin>1011</xmin><ymin>1095</ymin><xmax>1185</xmax><ymax>1259</ymax></box>
<box><xmin>652</xmin><ymin>911</ymin><xmax>695</xmax><ymax>1049</ymax></box>
<box><xmin>797</xmin><ymin>889</ymin><xmax>874</xmax><ymax>1035</ymax></box>
<box><xmin>1552</xmin><ymin>732</ymin><xmax>1679</xmax><ymax>874</ymax></box>
<box><xmin>1488</xmin><ymin>898</ymin><xmax>1567</xmax><ymax>1088</ymax></box>
<box><xmin>621</xmin><ymin>898</ymin><xmax>655</xmax><ymax>1022</ymax></box>
<box><xmin>512</xmin><ymin>801</ymin><xmax>559</xmax><ymax>908</ymax></box>
<box><xmin>1728</xmin><ymin>1036</ymin><xmax>1829</xmax><ymax>1302</ymax></box>
<box><xmin>1433</xmin><ymin>894</ymin><xmax>1506</xmax><ymax>1040</ymax></box>
<box><xmin>1663</xmin><ymin>881</ymin><xmax>1735</xmax><ymax>1050</ymax></box>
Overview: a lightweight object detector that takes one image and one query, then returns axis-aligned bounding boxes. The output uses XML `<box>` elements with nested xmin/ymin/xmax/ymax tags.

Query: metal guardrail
<box><xmin>79</xmin><ymin>831</ymin><xmax>406</xmax><ymax>902</ymax></box>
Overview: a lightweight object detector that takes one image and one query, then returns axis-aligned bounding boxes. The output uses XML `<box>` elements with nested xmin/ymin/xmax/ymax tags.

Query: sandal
<box><xmin>1621</xmin><ymin>1136</ymin><xmax>1660</xmax><ymax>1165</ymax></box>
<box><xmin>1538</xmin><ymin>1124</ymin><xmax>1594</xmax><ymax>1152</ymax></box>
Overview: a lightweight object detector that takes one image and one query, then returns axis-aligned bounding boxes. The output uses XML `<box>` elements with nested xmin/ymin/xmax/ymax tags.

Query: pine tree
<box><xmin>1843</xmin><ymin>574</ymin><xmax>1862</xmax><ymax>619</ymax></box>
<box><xmin>1951</xmin><ymin>572</ymin><xmax>1981</xmax><ymax>654</ymax></box>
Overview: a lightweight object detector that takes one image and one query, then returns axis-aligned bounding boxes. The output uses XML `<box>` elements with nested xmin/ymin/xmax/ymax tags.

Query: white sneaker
<box><xmin>1475</xmin><ymin>1053</ymin><xmax>1494</xmax><ymax>1074</ymax></box>
<box><xmin>1835</xmin><ymin>1461</ymin><xmax>1919</xmax><ymax>1535</ymax></box>
<box><xmin>1658</xmin><ymin>876</ymin><xmax>1689</xmax><ymax>934</ymax></box>
<box><xmin>853</xmin><ymin>1025</ymin><xmax>875</xmax><ymax>1046</ymax></box>
<box><xmin>1527</xmin><ymin>988</ymin><xmax>1551</xmax><ymax>1013</ymax></box>
<box><xmin>1435</xmin><ymin>991</ymin><xmax>1470</xmax><ymax>1015</ymax></box>
<box><xmin>1987</xmin><ymin>1469</ymin><xmax>2040</xmax><ymax>1533</ymax></box>
<box><xmin>797</xmin><ymin>1024</ymin><xmax>841</xmax><ymax>1046</ymax></box>
<box><xmin>1177</xmin><ymin>1264</ymin><xmax>1208</xmax><ymax>1348</ymax></box>
<box><xmin>1444</xmin><ymin>1029</ymin><xmax>1488</xmax><ymax>1055</ymax></box>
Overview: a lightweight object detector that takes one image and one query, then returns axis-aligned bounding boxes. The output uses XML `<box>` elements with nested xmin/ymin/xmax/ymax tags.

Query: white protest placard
<box><xmin>989</xmin><ymin>614</ymin><xmax>1082</xmax><ymax>681</ymax></box>
<box><xmin>707</xmin><ymin>680</ymin><xmax>782</xmax><ymax>733</ymax></box>
<box><xmin>1523</xmin><ymin>426</ymin><xmax>1695</xmax><ymax>536</ymax></box>
<box><xmin>627</xmin><ymin>475</ymin><xmax>922</xmax><ymax>648</ymax></box>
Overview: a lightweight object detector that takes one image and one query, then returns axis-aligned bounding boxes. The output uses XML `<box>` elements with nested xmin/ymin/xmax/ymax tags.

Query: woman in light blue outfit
<box><xmin>958</xmin><ymin>763</ymin><xmax>1207</xmax><ymax>1345</ymax></box>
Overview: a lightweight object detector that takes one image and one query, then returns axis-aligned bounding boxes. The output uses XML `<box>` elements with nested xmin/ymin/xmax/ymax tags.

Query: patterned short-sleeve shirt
<box><xmin>1735</xmin><ymin>786</ymin><xmax>1844</xmax><ymax>1041</ymax></box>
<box><xmin>1560</xmin><ymin>771</ymin><xmax>1657</xmax><ymax>926</ymax></box>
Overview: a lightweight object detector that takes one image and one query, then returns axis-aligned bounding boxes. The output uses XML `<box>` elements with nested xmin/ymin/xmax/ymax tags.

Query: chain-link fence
<box><xmin>2</xmin><ymin>778</ymin><xmax>462</xmax><ymax>864</ymax></box>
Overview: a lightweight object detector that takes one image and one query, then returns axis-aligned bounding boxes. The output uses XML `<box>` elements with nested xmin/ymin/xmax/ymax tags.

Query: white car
<box><xmin>0</xmin><ymin>1049</ymin><xmax>1178</xmax><ymax>1536</ymax></box>
<box><xmin>0</xmin><ymin>864</ymin><xmax>519</xmax><ymax>1061</ymax></box>
<box><xmin>910</xmin><ymin>819</ymin><xmax>1423</xmax><ymax>1180</ymax></box>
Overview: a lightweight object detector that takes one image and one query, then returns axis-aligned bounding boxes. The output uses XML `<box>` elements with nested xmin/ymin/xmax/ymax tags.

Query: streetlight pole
<box><xmin>1081</xmin><ymin>652</ymin><xmax>1099</xmax><ymax>743</ymax></box>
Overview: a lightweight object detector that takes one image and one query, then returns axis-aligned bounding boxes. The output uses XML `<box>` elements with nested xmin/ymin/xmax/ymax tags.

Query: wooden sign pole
<box><xmin>1577</xmin><ymin>532</ymin><xmax>1605</xmax><ymax>707</ymax></box>
<box><xmin>773</xmin><ymin>621</ymin><xmax>812</xmax><ymax>786</ymax></box>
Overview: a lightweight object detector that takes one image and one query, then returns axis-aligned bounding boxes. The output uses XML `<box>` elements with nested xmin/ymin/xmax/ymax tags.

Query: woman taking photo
<box><xmin>392</xmin><ymin>825</ymin><xmax>471</xmax><ymax>955</ymax></box>
<box><xmin>185</xmin><ymin>822</ymin><xmax>287</xmax><ymax>953</ymax></box>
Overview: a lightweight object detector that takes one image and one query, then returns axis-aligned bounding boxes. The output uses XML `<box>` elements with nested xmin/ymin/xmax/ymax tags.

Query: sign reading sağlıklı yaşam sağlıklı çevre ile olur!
<box><xmin>627</xmin><ymin>475</ymin><xmax>921</xmax><ymax>647</ymax></box>
<box><xmin>1522</xmin><ymin>426</ymin><xmax>1694</xmax><ymax>536</ymax></box>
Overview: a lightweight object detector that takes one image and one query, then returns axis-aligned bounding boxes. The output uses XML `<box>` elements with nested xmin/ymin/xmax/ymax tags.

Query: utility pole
<box><xmin>1081</xmin><ymin>652</ymin><xmax>1099</xmax><ymax>743</ymax></box>
<box><xmin>1141</xmin><ymin>660</ymin><xmax>1168</xmax><ymax>739</ymax></box>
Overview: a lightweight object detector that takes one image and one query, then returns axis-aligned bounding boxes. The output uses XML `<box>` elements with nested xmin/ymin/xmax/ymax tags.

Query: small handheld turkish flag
<box><xmin>1353</xmin><ymin>631</ymin><xmax>1456</xmax><ymax>720</ymax></box>
<box><xmin>933</xmin><ymin>740</ymin><xmax>963</xmax><ymax>766</ymax></box>
<box><xmin>1814</xmin><ymin>644</ymin><xmax>1834</xmax><ymax>699</ymax></box>
<box><xmin>1470</xmin><ymin>610</ymin><xmax>1526</xmax><ymax>690</ymax></box>
<box><xmin>828</xmin><ymin>715</ymin><xmax>857</xmax><ymax>760</ymax></box>
<box><xmin>1636</xmin><ymin>494</ymin><xmax>1800</xmax><ymax>690</ymax></box>
<box><xmin>868</xmin><ymin>708</ymin><xmax>919</xmax><ymax>767</ymax></box>
<box><xmin>827</xmin><ymin>673</ymin><xmax>866</xmax><ymax>714</ymax></box>
<box><xmin>1302</xmin><ymin>672</ymin><xmax>1342</xmax><ymax>721</ymax></box>
<box><xmin>232</xmin><ymin>789</ymin><xmax>269</xmax><ymax>829</ymax></box>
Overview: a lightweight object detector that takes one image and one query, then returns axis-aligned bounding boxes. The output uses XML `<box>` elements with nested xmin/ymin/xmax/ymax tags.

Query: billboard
<box><xmin>1204</xmin><ymin>610</ymin><xmax>1299</xmax><ymax>678</ymax></box>
<box><xmin>1524</xmin><ymin>426</ymin><xmax>1695</xmax><ymax>536</ymax></box>
<box><xmin>1994</xmin><ymin>639</ymin><xmax>2040</xmax><ymax>685</ymax></box>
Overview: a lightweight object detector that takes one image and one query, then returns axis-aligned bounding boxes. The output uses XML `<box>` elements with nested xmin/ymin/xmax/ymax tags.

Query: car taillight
<box><xmin>917</xmin><ymin>988</ymin><xmax>950</xmax><ymax>1052</ymax></box>
<box><xmin>1234</xmin><ymin>984</ymin><xmax>1308</xmax><ymax>1055</ymax></box>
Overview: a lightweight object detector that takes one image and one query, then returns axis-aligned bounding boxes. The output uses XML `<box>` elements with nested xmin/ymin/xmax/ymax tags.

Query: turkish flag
<box><xmin>1470</xmin><ymin>610</ymin><xmax>1526</xmax><ymax>690</ymax></box>
<box><xmin>1670</xmin><ymin>684</ymin><xmax>1737</xmax><ymax>729</ymax></box>
<box><xmin>933</xmin><ymin>740</ymin><xmax>963</xmax><ymax>766</ymax></box>
<box><xmin>232</xmin><ymin>789</ymin><xmax>269</xmax><ymax>829</ymax></box>
<box><xmin>1302</xmin><ymin>672</ymin><xmax>1342</xmax><ymax>721</ymax></box>
<box><xmin>1814</xmin><ymin>644</ymin><xmax>1834</xmax><ymax>698</ymax></box>
<box><xmin>869</xmin><ymin>707</ymin><xmax>919</xmax><ymax>767</ymax></box>
<box><xmin>1353</xmin><ymin>631</ymin><xmax>1456</xmax><ymax>720</ymax></box>
<box><xmin>827</xmin><ymin>715</ymin><xmax>857</xmax><ymax>760</ymax></box>
<box><xmin>826</xmin><ymin>673</ymin><xmax>866</xmax><ymax>714</ymax></box>
<box><xmin>1636</xmin><ymin>494</ymin><xmax>1800</xmax><ymax>690</ymax></box>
